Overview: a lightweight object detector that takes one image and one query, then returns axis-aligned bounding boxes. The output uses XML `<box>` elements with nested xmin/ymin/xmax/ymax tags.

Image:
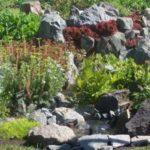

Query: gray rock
<box><xmin>141</xmin><ymin>27</ymin><xmax>150</xmax><ymax>39</ymax></box>
<box><xmin>47</xmin><ymin>144</ymin><xmax>71</xmax><ymax>150</ymax></box>
<box><xmin>131</xmin><ymin>136</ymin><xmax>150</xmax><ymax>146</ymax></box>
<box><xmin>96</xmin><ymin>32</ymin><xmax>127</xmax><ymax>59</ymax></box>
<box><xmin>78</xmin><ymin>134</ymin><xmax>109</xmax><ymax>150</ymax></box>
<box><xmin>30</xmin><ymin>109</ymin><xmax>47</xmax><ymax>125</ymax></box>
<box><xmin>109</xmin><ymin>134</ymin><xmax>130</xmax><ymax>148</ymax></box>
<box><xmin>28</xmin><ymin>123</ymin><xmax>76</xmax><ymax>146</ymax></box>
<box><xmin>54</xmin><ymin>92</ymin><xmax>71</xmax><ymax>107</ymax></box>
<box><xmin>54</xmin><ymin>107</ymin><xmax>85</xmax><ymax>126</ymax></box>
<box><xmin>117</xmin><ymin>17</ymin><xmax>133</xmax><ymax>30</ymax></box>
<box><xmin>65</xmin><ymin>52</ymin><xmax>79</xmax><ymax>86</ymax></box>
<box><xmin>125</xmin><ymin>100</ymin><xmax>150</xmax><ymax>135</ymax></box>
<box><xmin>38</xmin><ymin>11</ymin><xmax>66</xmax><ymax>42</ymax></box>
<box><xmin>144</xmin><ymin>8</ymin><xmax>150</xmax><ymax>20</ymax></box>
<box><xmin>76</xmin><ymin>105</ymin><xmax>96</xmax><ymax>119</ymax></box>
<box><xmin>142</xmin><ymin>8</ymin><xmax>150</xmax><ymax>27</ymax></box>
<box><xmin>95</xmin><ymin>90</ymin><xmax>130</xmax><ymax>114</ymax></box>
<box><xmin>81</xmin><ymin>36</ymin><xmax>95</xmax><ymax>51</ymax></box>
<box><xmin>21</xmin><ymin>0</ymin><xmax>43</xmax><ymax>15</ymax></box>
<box><xmin>68</xmin><ymin>3</ymin><xmax>118</xmax><ymax>26</ymax></box>
<box><xmin>125</xmin><ymin>30</ymin><xmax>140</xmax><ymax>39</ymax></box>
<box><xmin>98</xmin><ymin>146</ymin><xmax>113</xmax><ymax>150</ymax></box>
<box><xmin>127</xmin><ymin>39</ymin><xmax>150</xmax><ymax>64</ymax></box>
<box><xmin>47</xmin><ymin>116</ymin><xmax>57</xmax><ymax>124</ymax></box>
<box><xmin>41</xmin><ymin>108</ymin><xmax>53</xmax><ymax>118</ymax></box>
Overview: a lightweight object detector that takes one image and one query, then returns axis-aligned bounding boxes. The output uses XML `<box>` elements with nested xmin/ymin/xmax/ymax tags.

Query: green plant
<box><xmin>74</xmin><ymin>54</ymin><xmax>150</xmax><ymax>108</ymax></box>
<box><xmin>0</xmin><ymin>145</ymin><xmax>35</xmax><ymax>150</ymax></box>
<box><xmin>0</xmin><ymin>10</ymin><xmax>40</xmax><ymax>41</ymax></box>
<box><xmin>0</xmin><ymin>118</ymin><xmax>38</xmax><ymax>139</ymax></box>
<box><xmin>0</xmin><ymin>52</ymin><xmax>66</xmax><ymax>112</ymax></box>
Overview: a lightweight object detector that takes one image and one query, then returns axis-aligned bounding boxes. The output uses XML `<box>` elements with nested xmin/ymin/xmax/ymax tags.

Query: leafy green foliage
<box><xmin>0</xmin><ymin>53</ymin><xmax>66</xmax><ymax>113</ymax></box>
<box><xmin>0</xmin><ymin>118</ymin><xmax>38</xmax><ymax>139</ymax></box>
<box><xmin>0</xmin><ymin>145</ymin><xmax>34</xmax><ymax>150</ymax></box>
<box><xmin>0</xmin><ymin>10</ymin><xmax>40</xmax><ymax>41</ymax></box>
<box><xmin>74</xmin><ymin>54</ymin><xmax>150</xmax><ymax>108</ymax></box>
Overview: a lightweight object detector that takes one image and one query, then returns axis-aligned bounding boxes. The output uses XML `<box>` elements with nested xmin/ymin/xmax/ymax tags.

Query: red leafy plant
<box><xmin>129</xmin><ymin>12</ymin><xmax>142</xmax><ymax>30</ymax></box>
<box><xmin>96</xmin><ymin>20</ymin><xmax>118</xmax><ymax>36</ymax></box>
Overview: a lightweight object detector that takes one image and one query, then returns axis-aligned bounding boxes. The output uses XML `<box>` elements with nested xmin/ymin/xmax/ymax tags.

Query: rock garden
<box><xmin>0</xmin><ymin>0</ymin><xmax>150</xmax><ymax>150</ymax></box>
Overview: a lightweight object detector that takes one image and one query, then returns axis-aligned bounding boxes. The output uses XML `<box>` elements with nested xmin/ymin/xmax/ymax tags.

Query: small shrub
<box><xmin>125</xmin><ymin>39</ymin><xmax>139</xmax><ymax>49</ymax></box>
<box><xmin>0</xmin><ymin>118</ymin><xmax>38</xmax><ymax>139</ymax></box>
<box><xmin>0</xmin><ymin>10</ymin><xmax>40</xmax><ymax>41</ymax></box>
<box><xmin>96</xmin><ymin>20</ymin><xmax>118</xmax><ymax>36</ymax></box>
<box><xmin>74</xmin><ymin>54</ymin><xmax>150</xmax><ymax>108</ymax></box>
<box><xmin>0</xmin><ymin>52</ymin><xmax>66</xmax><ymax>111</ymax></box>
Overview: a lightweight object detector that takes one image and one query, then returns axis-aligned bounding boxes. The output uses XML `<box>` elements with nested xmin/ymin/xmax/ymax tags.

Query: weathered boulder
<box><xmin>95</xmin><ymin>90</ymin><xmax>130</xmax><ymax>114</ymax></box>
<box><xmin>68</xmin><ymin>3</ymin><xmax>118</xmax><ymax>26</ymax></box>
<box><xmin>21</xmin><ymin>0</ymin><xmax>43</xmax><ymax>15</ymax></box>
<box><xmin>125</xmin><ymin>100</ymin><xmax>150</xmax><ymax>136</ymax></box>
<box><xmin>28</xmin><ymin>123</ymin><xmax>76</xmax><ymax>146</ymax></box>
<box><xmin>117</xmin><ymin>17</ymin><xmax>133</xmax><ymax>30</ymax></box>
<box><xmin>127</xmin><ymin>39</ymin><xmax>150</xmax><ymax>64</ymax></box>
<box><xmin>78</xmin><ymin>134</ymin><xmax>109</xmax><ymax>150</ymax></box>
<box><xmin>54</xmin><ymin>107</ymin><xmax>85</xmax><ymax>126</ymax></box>
<box><xmin>96</xmin><ymin>32</ymin><xmax>127</xmax><ymax>59</ymax></box>
<box><xmin>131</xmin><ymin>136</ymin><xmax>150</xmax><ymax>146</ymax></box>
<box><xmin>109</xmin><ymin>135</ymin><xmax>130</xmax><ymax>148</ymax></box>
<box><xmin>38</xmin><ymin>11</ymin><xmax>66</xmax><ymax>42</ymax></box>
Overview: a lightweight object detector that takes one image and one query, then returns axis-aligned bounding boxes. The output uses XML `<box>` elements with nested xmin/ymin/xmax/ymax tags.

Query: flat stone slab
<box><xmin>79</xmin><ymin>134</ymin><xmax>109</xmax><ymax>150</ymax></box>
<box><xmin>109</xmin><ymin>135</ymin><xmax>130</xmax><ymax>148</ymax></box>
<box><xmin>131</xmin><ymin>136</ymin><xmax>150</xmax><ymax>146</ymax></box>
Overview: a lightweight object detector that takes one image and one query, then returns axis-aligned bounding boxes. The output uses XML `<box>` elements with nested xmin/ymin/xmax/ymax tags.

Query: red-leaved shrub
<box><xmin>96</xmin><ymin>20</ymin><xmax>118</xmax><ymax>36</ymax></box>
<box><xmin>125</xmin><ymin>38</ymin><xmax>139</xmax><ymax>49</ymax></box>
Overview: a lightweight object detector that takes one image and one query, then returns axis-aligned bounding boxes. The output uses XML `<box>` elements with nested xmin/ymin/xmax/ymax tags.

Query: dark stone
<box><xmin>125</xmin><ymin>100</ymin><xmax>150</xmax><ymax>136</ymax></box>
<box><xmin>95</xmin><ymin>90</ymin><xmax>130</xmax><ymax>114</ymax></box>
<box><xmin>38</xmin><ymin>11</ymin><xmax>66</xmax><ymax>42</ymax></box>
<box><xmin>127</xmin><ymin>39</ymin><xmax>150</xmax><ymax>64</ymax></box>
<box><xmin>96</xmin><ymin>32</ymin><xmax>127</xmax><ymax>59</ymax></box>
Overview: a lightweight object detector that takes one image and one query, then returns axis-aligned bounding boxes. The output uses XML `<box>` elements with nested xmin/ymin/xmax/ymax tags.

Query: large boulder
<box><xmin>54</xmin><ymin>107</ymin><xmax>85</xmax><ymax>127</ymax></box>
<box><xmin>96</xmin><ymin>32</ymin><xmax>127</xmax><ymax>59</ymax></box>
<box><xmin>38</xmin><ymin>11</ymin><xmax>67</xmax><ymax>42</ymax></box>
<box><xmin>21</xmin><ymin>0</ymin><xmax>43</xmax><ymax>15</ymax></box>
<box><xmin>78</xmin><ymin>134</ymin><xmax>109</xmax><ymax>150</ymax></box>
<box><xmin>68</xmin><ymin>3</ymin><xmax>118</xmax><ymax>26</ymax></box>
<box><xmin>125</xmin><ymin>100</ymin><xmax>150</xmax><ymax>136</ymax></box>
<box><xmin>95</xmin><ymin>90</ymin><xmax>130</xmax><ymax>114</ymax></box>
<box><xmin>127</xmin><ymin>39</ymin><xmax>150</xmax><ymax>64</ymax></box>
<box><xmin>28</xmin><ymin>123</ymin><xmax>76</xmax><ymax>146</ymax></box>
